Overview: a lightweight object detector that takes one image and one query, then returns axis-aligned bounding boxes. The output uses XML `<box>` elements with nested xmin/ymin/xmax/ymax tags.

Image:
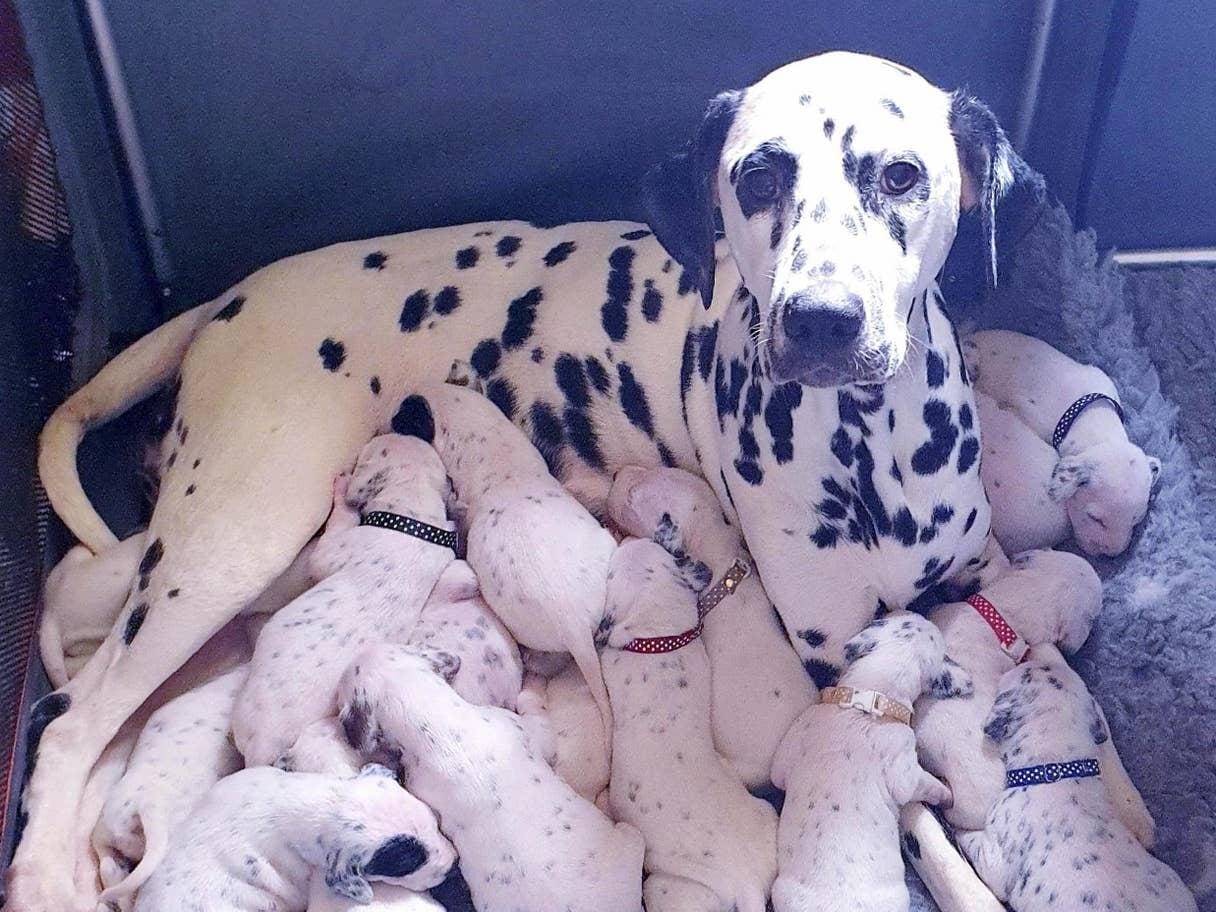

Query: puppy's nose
<box><xmin>782</xmin><ymin>288</ymin><xmax>863</xmax><ymax>353</ymax></box>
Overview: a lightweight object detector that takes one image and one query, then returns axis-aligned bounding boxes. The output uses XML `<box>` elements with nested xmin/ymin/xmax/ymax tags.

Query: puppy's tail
<box><xmin>97</xmin><ymin>819</ymin><xmax>170</xmax><ymax>909</ymax></box>
<box><xmin>570</xmin><ymin>637</ymin><xmax>613</xmax><ymax>748</ymax></box>
<box><xmin>39</xmin><ymin>299</ymin><xmax>222</xmax><ymax>553</ymax></box>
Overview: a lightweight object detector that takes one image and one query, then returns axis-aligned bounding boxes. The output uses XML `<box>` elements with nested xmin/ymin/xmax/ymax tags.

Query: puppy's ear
<box><xmin>928</xmin><ymin>655</ymin><xmax>975</xmax><ymax>699</ymax></box>
<box><xmin>949</xmin><ymin>91</ymin><xmax>1019</xmax><ymax>287</ymax></box>
<box><xmin>1086</xmin><ymin>697</ymin><xmax>1111</xmax><ymax>746</ymax></box>
<box><xmin>982</xmin><ymin>686</ymin><xmax>1026</xmax><ymax>744</ymax></box>
<box><xmin>673</xmin><ymin>555</ymin><xmax>713</xmax><ymax>593</ymax></box>
<box><xmin>340</xmin><ymin>690</ymin><xmax>380</xmax><ymax>754</ymax></box>
<box><xmin>652</xmin><ymin>512</ymin><xmax>688</xmax><ymax>559</ymax></box>
<box><xmin>419</xmin><ymin>648</ymin><xmax>461</xmax><ymax>684</ymax></box>
<box><xmin>843</xmin><ymin>618</ymin><xmax>885</xmax><ymax>665</ymax></box>
<box><xmin>1147</xmin><ymin>456</ymin><xmax>1163</xmax><ymax>489</ymax></box>
<box><xmin>364</xmin><ymin>834</ymin><xmax>429</xmax><ymax>879</ymax></box>
<box><xmin>643</xmin><ymin>89</ymin><xmax>743</xmax><ymax>309</ymax></box>
<box><xmin>324</xmin><ymin>847</ymin><xmax>373</xmax><ymax>903</ymax></box>
<box><xmin>1047</xmin><ymin>456</ymin><xmax>1092</xmax><ymax>501</ymax></box>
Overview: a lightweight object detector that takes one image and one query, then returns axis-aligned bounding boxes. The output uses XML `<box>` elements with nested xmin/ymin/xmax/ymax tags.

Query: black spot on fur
<box><xmin>585</xmin><ymin>356</ymin><xmax>610</xmax><ymax>394</ymax></box>
<box><xmin>391</xmin><ymin>395</ymin><xmax>434</xmax><ymax>443</ymax></box>
<box><xmin>830</xmin><ymin>427</ymin><xmax>854</xmax><ymax>467</ymax></box>
<box><xmin>530</xmin><ymin>346</ymin><xmax>544</xmax><ymax>363</ymax></box>
<box><xmin>363</xmin><ymin>251</ymin><xmax>387</xmax><ymax>270</ymax></box>
<box><xmin>167</xmin><ymin>588</ymin><xmax>180</xmax><ymax>598</ymax></box>
<box><xmin>797</xmin><ymin>628</ymin><xmax>826</xmax><ymax>648</ymax></box>
<box><xmin>823</xmin><ymin>118</ymin><xmax>835</xmax><ymax>138</ymax></box>
<box><xmin>891</xmin><ymin>459</ymin><xmax>904</xmax><ymax>484</ymax></box>
<box><xmin>564</xmin><ymin>407</ymin><xmax>605</xmax><ymax>469</ymax></box>
<box><xmin>399</xmin><ymin>290</ymin><xmax>430</xmax><ymax>332</ymax></box>
<box><xmin>502</xmin><ymin>287</ymin><xmax>542</xmax><ymax>350</ymax></box>
<box><xmin>679</xmin><ymin>332</ymin><xmax>696</xmax><ymax>418</ymax></box>
<box><xmin>140</xmin><ymin>538</ymin><xmax>164</xmax><ymax>575</ymax></box>
<box><xmin>802</xmin><ymin>659</ymin><xmax>840</xmax><ymax>688</ymax></box>
<box><xmin>123</xmin><ymin>604</ymin><xmax>148</xmax><ymax>644</ymax></box>
<box><xmin>677</xmin><ymin>268</ymin><xmax>696</xmax><ymax>296</ymax></box>
<box><xmin>620</xmin><ymin>228</ymin><xmax>651</xmax><ymax>240</ymax></box>
<box><xmin>529</xmin><ymin>401</ymin><xmax>566</xmax><ymax>476</ymax></box>
<box><xmin>471</xmin><ymin>338</ymin><xmax>502</xmax><ymax>376</ymax></box>
<box><xmin>213</xmin><ymin>295</ymin><xmax>245</xmax><ymax>321</ymax></box>
<box><xmin>318</xmin><ymin>338</ymin><xmax>346</xmax><ymax>370</ymax></box>
<box><xmin>485</xmin><ymin>377</ymin><xmax>518</xmax><ymax>420</ymax></box>
<box><xmin>734</xmin><ymin>458</ymin><xmax>763</xmax><ymax>485</ymax></box>
<box><xmin>365</xmin><ymin>835</ymin><xmax>428</xmax><ymax>878</ymax></box>
<box><xmin>185</xmin><ymin>483</ymin><xmax>196</xmax><ymax>496</ymax></box>
<box><xmin>617</xmin><ymin>363</ymin><xmax>654</xmax><ymax>436</ymax></box>
<box><xmin>696</xmin><ymin>322</ymin><xmax>719</xmax><ymax>381</ymax></box>
<box><xmin>964</xmin><ymin>507</ymin><xmax>978</xmax><ymax>533</ymax></box>
<box><xmin>769</xmin><ymin>215</ymin><xmax>783</xmax><ymax>250</ymax></box>
<box><xmin>764</xmin><ymin>382</ymin><xmax>802</xmax><ymax>464</ymax></box>
<box><xmin>26</xmin><ymin>692</ymin><xmax>70</xmax><ymax>762</ymax></box>
<box><xmin>543</xmin><ymin>241</ymin><xmax>576</xmax><ymax>266</ymax></box>
<box><xmin>369</xmin><ymin>376</ymin><xmax>381</xmax><ymax>395</ymax></box>
<box><xmin>495</xmin><ymin>235</ymin><xmax>522</xmax><ymax>258</ymax></box>
<box><xmin>433</xmin><ymin>286</ymin><xmax>461</xmax><ymax>315</ymax></box>
<box><xmin>882</xmin><ymin>98</ymin><xmax>905</xmax><ymax>118</ymax></box>
<box><xmin>892</xmin><ymin>507</ymin><xmax>918</xmax><ymax>546</ymax></box>
<box><xmin>642</xmin><ymin>280</ymin><xmax>663</xmax><ymax>322</ymax></box>
<box><xmin>455</xmin><ymin>246</ymin><xmax>479</xmax><ymax>269</ymax></box>
<box><xmin>657</xmin><ymin>441</ymin><xmax>677</xmax><ymax>466</ymax></box>
<box><xmin>911</xmin><ymin>400</ymin><xmax>959</xmax><ymax>475</ymax></box>
<box><xmin>925</xmin><ymin>350</ymin><xmax>946</xmax><ymax>388</ymax></box>
<box><xmin>602</xmin><ymin>246</ymin><xmax>635</xmax><ymax>342</ymax></box>
<box><xmin>555</xmin><ymin>354</ymin><xmax>591</xmax><ymax>407</ymax></box>
<box><xmin>958</xmin><ymin>402</ymin><xmax>973</xmax><ymax>430</ymax></box>
<box><xmin>957</xmin><ymin>436</ymin><xmax>980</xmax><ymax>474</ymax></box>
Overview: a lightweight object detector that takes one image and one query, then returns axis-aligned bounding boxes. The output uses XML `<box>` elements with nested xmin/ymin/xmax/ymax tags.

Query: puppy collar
<box><xmin>1006</xmin><ymin>758</ymin><xmax>1100</xmax><ymax>789</ymax></box>
<box><xmin>620</xmin><ymin>557</ymin><xmax>750</xmax><ymax>655</ymax></box>
<box><xmin>1052</xmin><ymin>393</ymin><xmax>1125</xmax><ymax>449</ymax></box>
<box><xmin>360</xmin><ymin>510</ymin><xmax>457</xmax><ymax>551</ymax></box>
<box><xmin>965</xmin><ymin>594</ymin><xmax>1029</xmax><ymax>663</ymax></box>
<box><xmin>820</xmin><ymin>685</ymin><xmax>913</xmax><ymax>725</ymax></box>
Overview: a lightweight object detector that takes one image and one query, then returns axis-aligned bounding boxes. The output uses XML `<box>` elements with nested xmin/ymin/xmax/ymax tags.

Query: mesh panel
<box><xmin>0</xmin><ymin>0</ymin><xmax>78</xmax><ymax>864</ymax></box>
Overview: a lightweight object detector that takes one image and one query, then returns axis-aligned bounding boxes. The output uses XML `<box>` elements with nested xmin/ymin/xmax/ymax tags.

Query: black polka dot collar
<box><xmin>360</xmin><ymin>510</ymin><xmax>457</xmax><ymax>551</ymax></box>
<box><xmin>1052</xmin><ymin>393</ymin><xmax>1125</xmax><ymax>449</ymax></box>
<box><xmin>1005</xmin><ymin>758</ymin><xmax>1100</xmax><ymax>789</ymax></box>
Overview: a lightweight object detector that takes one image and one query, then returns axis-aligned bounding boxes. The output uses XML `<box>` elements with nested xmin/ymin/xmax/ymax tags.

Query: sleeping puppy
<box><xmin>603</xmin><ymin>537</ymin><xmax>778</xmax><ymax>912</ymax></box>
<box><xmin>408</xmin><ymin>559</ymin><xmax>523</xmax><ymax>710</ymax></box>
<box><xmin>958</xmin><ymin>647</ymin><xmax>1197</xmax><ymax>912</ymax></box>
<box><xmin>607</xmin><ymin>466</ymin><xmax>816</xmax><ymax>787</ymax></box>
<box><xmin>306</xmin><ymin>874</ymin><xmax>443</xmax><ymax>911</ymax></box>
<box><xmin>93</xmin><ymin>664</ymin><xmax>248</xmax><ymax>909</ymax></box>
<box><xmin>517</xmin><ymin>665</ymin><xmax>611</xmax><ymax>806</ymax></box>
<box><xmin>770</xmin><ymin>612</ymin><xmax>968</xmax><ymax>912</ymax></box>
<box><xmin>339</xmin><ymin>644</ymin><xmax>645</xmax><ymax>912</ymax></box>
<box><xmin>134</xmin><ymin>764</ymin><xmax>455</xmax><ymax>912</ymax></box>
<box><xmin>233</xmin><ymin>434</ymin><xmax>456</xmax><ymax>765</ymax></box>
<box><xmin>963</xmin><ymin>330</ymin><xmax>1161</xmax><ymax>556</ymax></box>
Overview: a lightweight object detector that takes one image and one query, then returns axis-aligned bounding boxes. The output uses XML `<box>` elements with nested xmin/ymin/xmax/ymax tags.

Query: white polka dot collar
<box><xmin>360</xmin><ymin>510</ymin><xmax>457</xmax><ymax>551</ymax></box>
<box><xmin>1005</xmin><ymin>758</ymin><xmax>1100</xmax><ymax>789</ymax></box>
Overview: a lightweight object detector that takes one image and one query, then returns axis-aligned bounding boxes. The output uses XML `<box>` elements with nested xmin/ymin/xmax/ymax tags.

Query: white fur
<box><xmin>607</xmin><ymin>465</ymin><xmax>815</xmax><ymax>786</ymax></box>
<box><xmin>958</xmin><ymin>647</ymin><xmax>1196</xmax><ymax>911</ymax></box>
<box><xmin>418</xmin><ymin>382</ymin><xmax>616</xmax><ymax>729</ymax></box>
<box><xmin>964</xmin><ymin>329</ymin><xmax>1161</xmax><ymax>555</ymax></box>
<box><xmin>306</xmin><ymin>875</ymin><xmax>443</xmax><ymax>911</ymax></box>
<box><xmin>603</xmin><ymin>538</ymin><xmax>777</xmax><ymax>912</ymax></box>
<box><xmin>135</xmin><ymin>765</ymin><xmax>455</xmax><ymax>912</ymax></box>
<box><xmin>769</xmin><ymin>613</ymin><xmax>964</xmax><ymax>912</ymax></box>
<box><xmin>232</xmin><ymin>435</ymin><xmax>454</xmax><ymax>764</ymax></box>
<box><xmin>518</xmin><ymin>665</ymin><xmax>611</xmax><ymax>804</ymax></box>
<box><xmin>338</xmin><ymin>644</ymin><xmax>645</xmax><ymax>912</ymax></box>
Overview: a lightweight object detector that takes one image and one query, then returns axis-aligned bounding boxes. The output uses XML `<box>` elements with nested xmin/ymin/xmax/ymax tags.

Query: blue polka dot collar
<box><xmin>360</xmin><ymin>510</ymin><xmax>458</xmax><ymax>551</ymax></box>
<box><xmin>1006</xmin><ymin>758</ymin><xmax>1100</xmax><ymax>789</ymax></box>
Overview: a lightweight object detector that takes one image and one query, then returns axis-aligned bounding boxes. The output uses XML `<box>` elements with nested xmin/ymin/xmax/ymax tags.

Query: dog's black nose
<box><xmin>782</xmin><ymin>289</ymin><xmax>864</xmax><ymax>353</ymax></box>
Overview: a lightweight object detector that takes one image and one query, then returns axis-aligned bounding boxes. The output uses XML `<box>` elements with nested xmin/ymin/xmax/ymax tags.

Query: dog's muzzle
<box><xmin>770</xmin><ymin>286</ymin><xmax>891</xmax><ymax>387</ymax></box>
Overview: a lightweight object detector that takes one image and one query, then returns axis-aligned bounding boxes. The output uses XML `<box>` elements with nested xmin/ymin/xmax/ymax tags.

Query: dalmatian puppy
<box><xmin>306</xmin><ymin>876</ymin><xmax>443</xmax><ymax>911</ymax></box>
<box><xmin>958</xmin><ymin>647</ymin><xmax>1197</xmax><ymax>911</ymax></box>
<box><xmin>275</xmin><ymin>716</ymin><xmax>365</xmax><ymax>776</ymax></box>
<box><xmin>134</xmin><ymin>764</ymin><xmax>453</xmax><ymax>911</ymax></box>
<box><xmin>339</xmin><ymin>644</ymin><xmax>646</xmax><ymax>912</ymax></box>
<box><xmin>770</xmin><ymin>612</ymin><xmax>969</xmax><ymax>912</ymax></box>
<box><xmin>407</xmin><ymin>558</ymin><xmax>523</xmax><ymax>710</ymax></box>
<box><xmin>232</xmin><ymin>434</ymin><xmax>456</xmax><ymax>765</ymax></box>
<box><xmin>963</xmin><ymin>329</ymin><xmax>1161</xmax><ymax>556</ymax></box>
<box><xmin>20</xmin><ymin>51</ymin><xmax>1022</xmax><ymax>911</ymax></box>
<box><xmin>91</xmin><ymin>664</ymin><xmax>248</xmax><ymax>908</ymax></box>
<box><xmin>973</xmin><ymin>391</ymin><xmax>1070</xmax><ymax>554</ymax></box>
<box><xmin>603</xmin><ymin>537</ymin><xmax>778</xmax><ymax>912</ymax></box>
<box><xmin>607</xmin><ymin>465</ymin><xmax>816</xmax><ymax>786</ymax></box>
<box><xmin>395</xmin><ymin>382</ymin><xmax>616</xmax><ymax>729</ymax></box>
<box><xmin>517</xmin><ymin>665</ymin><xmax>610</xmax><ymax>805</ymax></box>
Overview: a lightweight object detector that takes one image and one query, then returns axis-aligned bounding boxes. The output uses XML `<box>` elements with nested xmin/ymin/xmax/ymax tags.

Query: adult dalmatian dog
<box><xmin>11</xmin><ymin>50</ymin><xmax>1017</xmax><ymax>910</ymax></box>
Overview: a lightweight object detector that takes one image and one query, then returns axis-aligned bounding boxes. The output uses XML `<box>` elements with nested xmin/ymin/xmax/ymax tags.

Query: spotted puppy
<box><xmin>963</xmin><ymin>329</ymin><xmax>1161</xmax><ymax>556</ymax></box>
<box><xmin>232</xmin><ymin>434</ymin><xmax>455</xmax><ymax>765</ymax></box>
<box><xmin>958</xmin><ymin>647</ymin><xmax>1197</xmax><ymax>911</ymax></box>
<box><xmin>608</xmin><ymin>465</ymin><xmax>815</xmax><ymax>787</ymax></box>
<box><xmin>306</xmin><ymin>875</ymin><xmax>443</xmax><ymax>911</ymax></box>
<box><xmin>395</xmin><ymin>382</ymin><xmax>616</xmax><ymax>729</ymax></box>
<box><xmin>134</xmin><ymin>764</ymin><xmax>455</xmax><ymax>912</ymax></box>
<box><xmin>339</xmin><ymin>644</ymin><xmax>645</xmax><ymax>912</ymax></box>
<box><xmin>603</xmin><ymin>537</ymin><xmax>778</xmax><ymax>912</ymax></box>
<box><xmin>518</xmin><ymin>664</ymin><xmax>611</xmax><ymax>805</ymax></box>
<box><xmin>93</xmin><ymin>664</ymin><xmax>248</xmax><ymax>908</ymax></box>
<box><xmin>770</xmin><ymin>613</ymin><xmax>968</xmax><ymax>912</ymax></box>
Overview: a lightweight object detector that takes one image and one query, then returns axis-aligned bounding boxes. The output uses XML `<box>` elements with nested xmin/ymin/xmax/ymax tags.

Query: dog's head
<box><xmin>842</xmin><ymin>610</ymin><xmax>974</xmax><ymax>702</ymax></box>
<box><xmin>323</xmin><ymin>764</ymin><xmax>457</xmax><ymax>901</ymax></box>
<box><xmin>983</xmin><ymin>644</ymin><xmax>1109</xmax><ymax>765</ymax></box>
<box><xmin>646</xmin><ymin>50</ymin><xmax>1021</xmax><ymax>387</ymax></box>
<box><xmin>997</xmin><ymin>549</ymin><xmax>1103</xmax><ymax>654</ymax></box>
<box><xmin>347</xmin><ymin>434</ymin><xmax>451</xmax><ymax>516</ymax></box>
<box><xmin>1049</xmin><ymin>442</ymin><xmax>1161</xmax><ymax>557</ymax></box>
<box><xmin>603</xmin><ymin>536</ymin><xmax>710</xmax><ymax>647</ymax></box>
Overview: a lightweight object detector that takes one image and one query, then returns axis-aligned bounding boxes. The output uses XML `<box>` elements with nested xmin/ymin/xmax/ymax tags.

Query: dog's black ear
<box><xmin>1048</xmin><ymin>456</ymin><xmax>1092</xmax><ymax>501</ymax></box>
<box><xmin>423</xmin><ymin>648</ymin><xmax>461</xmax><ymax>684</ymax></box>
<box><xmin>982</xmin><ymin>686</ymin><xmax>1026</xmax><ymax>744</ymax></box>
<box><xmin>949</xmin><ymin>91</ymin><xmax>1021</xmax><ymax>288</ymax></box>
<box><xmin>364</xmin><ymin>834</ymin><xmax>429</xmax><ymax>878</ymax></box>
<box><xmin>1086</xmin><ymin>696</ymin><xmax>1111</xmax><ymax>745</ymax></box>
<box><xmin>325</xmin><ymin>847</ymin><xmax>373</xmax><ymax>903</ymax></box>
<box><xmin>340</xmin><ymin>691</ymin><xmax>380</xmax><ymax>754</ymax></box>
<box><xmin>643</xmin><ymin>89</ymin><xmax>743</xmax><ymax>309</ymax></box>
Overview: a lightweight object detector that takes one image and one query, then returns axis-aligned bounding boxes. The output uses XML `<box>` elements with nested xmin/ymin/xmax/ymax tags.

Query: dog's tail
<box><xmin>96</xmin><ymin>817</ymin><xmax>170</xmax><ymax>909</ymax></box>
<box><xmin>570</xmin><ymin>636</ymin><xmax>614</xmax><ymax>744</ymax></box>
<box><xmin>39</xmin><ymin>299</ymin><xmax>222</xmax><ymax>553</ymax></box>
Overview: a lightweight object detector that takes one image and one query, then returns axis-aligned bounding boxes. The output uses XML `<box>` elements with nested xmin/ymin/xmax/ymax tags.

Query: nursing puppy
<box><xmin>973</xmin><ymin>391</ymin><xmax>1070</xmax><ymax>554</ymax></box>
<box><xmin>93</xmin><ymin>664</ymin><xmax>248</xmax><ymax>909</ymax></box>
<box><xmin>603</xmin><ymin>537</ymin><xmax>778</xmax><ymax>912</ymax></box>
<box><xmin>134</xmin><ymin>764</ymin><xmax>455</xmax><ymax>912</ymax></box>
<box><xmin>958</xmin><ymin>648</ymin><xmax>1197</xmax><ymax>912</ymax></box>
<box><xmin>517</xmin><ymin>663</ymin><xmax>611</xmax><ymax>805</ymax></box>
<box><xmin>397</xmin><ymin>382</ymin><xmax>616</xmax><ymax>729</ymax></box>
<box><xmin>607</xmin><ymin>466</ymin><xmax>815</xmax><ymax>787</ymax></box>
<box><xmin>963</xmin><ymin>330</ymin><xmax>1161</xmax><ymax>556</ymax></box>
<box><xmin>233</xmin><ymin>434</ymin><xmax>455</xmax><ymax>765</ymax></box>
<box><xmin>408</xmin><ymin>559</ymin><xmax>523</xmax><ymax>710</ymax></box>
<box><xmin>770</xmin><ymin>612</ymin><xmax>968</xmax><ymax>912</ymax></box>
<box><xmin>339</xmin><ymin>644</ymin><xmax>645</xmax><ymax>912</ymax></box>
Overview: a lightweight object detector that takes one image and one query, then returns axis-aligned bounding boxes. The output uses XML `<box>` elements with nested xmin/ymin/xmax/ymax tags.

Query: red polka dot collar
<box><xmin>966</xmin><ymin>593</ymin><xmax>1029</xmax><ymax>663</ymax></box>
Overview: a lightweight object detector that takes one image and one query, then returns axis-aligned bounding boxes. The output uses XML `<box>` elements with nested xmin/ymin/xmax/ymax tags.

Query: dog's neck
<box><xmin>362</xmin><ymin>485</ymin><xmax>449</xmax><ymax>527</ymax></box>
<box><xmin>838</xmin><ymin>653</ymin><xmax>922</xmax><ymax>707</ymax></box>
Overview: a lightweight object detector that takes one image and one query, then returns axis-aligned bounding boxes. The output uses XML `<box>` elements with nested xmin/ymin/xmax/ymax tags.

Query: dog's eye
<box><xmin>739</xmin><ymin>167</ymin><xmax>779</xmax><ymax>205</ymax></box>
<box><xmin>880</xmin><ymin>161</ymin><xmax>920</xmax><ymax>195</ymax></box>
